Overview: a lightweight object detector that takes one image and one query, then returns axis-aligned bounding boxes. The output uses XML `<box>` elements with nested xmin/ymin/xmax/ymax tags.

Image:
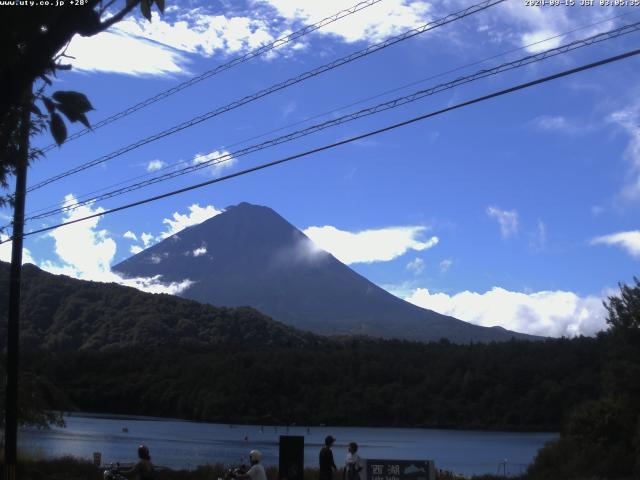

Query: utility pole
<box><xmin>4</xmin><ymin>84</ymin><xmax>31</xmax><ymax>480</ymax></box>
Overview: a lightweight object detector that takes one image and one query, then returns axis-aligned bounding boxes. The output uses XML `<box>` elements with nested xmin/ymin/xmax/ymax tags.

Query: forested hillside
<box><xmin>0</xmin><ymin>261</ymin><xmax>612</xmax><ymax>433</ymax></box>
<box><xmin>20</xmin><ymin>337</ymin><xmax>603</xmax><ymax>431</ymax></box>
<box><xmin>0</xmin><ymin>262</ymin><xmax>322</xmax><ymax>350</ymax></box>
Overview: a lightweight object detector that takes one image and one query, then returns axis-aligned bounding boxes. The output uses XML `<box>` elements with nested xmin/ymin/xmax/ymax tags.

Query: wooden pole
<box><xmin>4</xmin><ymin>85</ymin><xmax>31</xmax><ymax>480</ymax></box>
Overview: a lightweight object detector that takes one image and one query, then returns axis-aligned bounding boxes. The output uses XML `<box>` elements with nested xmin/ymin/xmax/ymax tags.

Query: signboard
<box><xmin>366</xmin><ymin>459</ymin><xmax>435</xmax><ymax>480</ymax></box>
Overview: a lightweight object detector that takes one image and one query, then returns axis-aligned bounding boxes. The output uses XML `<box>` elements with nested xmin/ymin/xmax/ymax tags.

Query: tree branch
<box><xmin>96</xmin><ymin>0</ymin><xmax>140</xmax><ymax>33</ymax></box>
<box><xmin>99</xmin><ymin>0</ymin><xmax>119</xmax><ymax>16</ymax></box>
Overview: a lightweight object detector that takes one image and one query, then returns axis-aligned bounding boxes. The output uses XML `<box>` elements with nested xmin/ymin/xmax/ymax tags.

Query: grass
<box><xmin>0</xmin><ymin>457</ymin><xmax>523</xmax><ymax>480</ymax></box>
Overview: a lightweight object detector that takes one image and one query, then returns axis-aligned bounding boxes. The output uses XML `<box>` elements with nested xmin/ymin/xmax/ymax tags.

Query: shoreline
<box><xmin>58</xmin><ymin>411</ymin><xmax>560</xmax><ymax>435</ymax></box>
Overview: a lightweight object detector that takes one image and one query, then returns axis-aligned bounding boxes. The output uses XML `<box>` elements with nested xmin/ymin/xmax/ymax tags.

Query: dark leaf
<box><xmin>42</xmin><ymin>97</ymin><xmax>56</xmax><ymax>114</ymax></box>
<box><xmin>154</xmin><ymin>0</ymin><xmax>165</xmax><ymax>13</ymax></box>
<box><xmin>140</xmin><ymin>0</ymin><xmax>151</xmax><ymax>20</ymax></box>
<box><xmin>50</xmin><ymin>113</ymin><xmax>67</xmax><ymax>146</ymax></box>
<box><xmin>56</xmin><ymin>63</ymin><xmax>73</xmax><ymax>71</ymax></box>
<box><xmin>54</xmin><ymin>102</ymin><xmax>81</xmax><ymax>123</ymax></box>
<box><xmin>30</xmin><ymin>104</ymin><xmax>42</xmax><ymax>116</ymax></box>
<box><xmin>78</xmin><ymin>113</ymin><xmax>91</xmax><ymax>129</ymax></box>
<box><xmin>75</xmin><ymin>9</ymin><xmax>102</xmax><ymax>36</ymax></box>
<box><xmin>52</xmin><ymin>91</ymin><xmax>94</xmax><ymax>114</ymax></box>
<box><xmin>39</xmin><ymin>74</ymin><xmax>52</xmax><ymax>86</ymax></box>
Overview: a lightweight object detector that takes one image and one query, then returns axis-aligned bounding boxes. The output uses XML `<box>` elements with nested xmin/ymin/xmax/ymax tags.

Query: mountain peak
<box><xmin>114</xmin><ymin>204</ymin><xmax>538</xmax><ymax>343</ymax></box>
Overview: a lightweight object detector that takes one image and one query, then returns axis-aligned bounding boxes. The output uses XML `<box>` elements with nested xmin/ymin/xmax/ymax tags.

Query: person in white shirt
<box><xmin>343</xmin><ymin>442</ymin><xmax>363</xmax><ymax>480</ymax></box>
<box><xmin>237</xmin><ymin>450</ymin><xmax>267</xmax><ymax>480</ymax></box>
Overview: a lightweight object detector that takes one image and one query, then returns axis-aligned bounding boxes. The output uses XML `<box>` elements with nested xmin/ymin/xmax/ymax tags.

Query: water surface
<box><xmin>19</xmin><ymin>414</ymin><xmax>557</xmax><ymax>477</ymax></box>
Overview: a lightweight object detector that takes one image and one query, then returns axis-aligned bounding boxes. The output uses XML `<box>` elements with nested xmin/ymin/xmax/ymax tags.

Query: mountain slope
<box><xmin>0</xmin><ymin>261</ymin><xmax>322</xmax><ymax>351</ymax></box>
<box><xmin>114</xmin><ymin>202</ymin><xmax>538</xmax><ymax>343</ymax></box>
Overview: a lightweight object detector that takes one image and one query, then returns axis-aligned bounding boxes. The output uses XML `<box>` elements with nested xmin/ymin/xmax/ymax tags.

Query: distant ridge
<box><xmin>114</xmin><ymin>202</ymin><xmax>539</xmax><ymax>343</ymax></box>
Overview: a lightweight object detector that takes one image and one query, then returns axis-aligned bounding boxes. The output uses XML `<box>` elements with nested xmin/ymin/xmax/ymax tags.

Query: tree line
<box><xmin>16</xmin><ymin>336</ymin><xmax>603</xmax><ymax>431</ymax></box>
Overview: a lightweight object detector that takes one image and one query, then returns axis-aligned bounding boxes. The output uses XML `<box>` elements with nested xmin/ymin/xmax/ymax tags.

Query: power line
<box><xmin>3</xmin><ymin>47</ymin><xmax>638</xmax><ymax>245</ymax></box>
<box><xmin>25</xmin><ymin>0</ymin><xmax>505</xmax><ymax>193</ymax></box>
<box><xmin>20</xmin><ymin>20</ymin><xmax>640</xmax><ymax>224</ymax></box>
<box><xmin>36</xmin><ymin>0</ymin><xmax>387</xmax><ymax>155</ymax></box>
<box><xmin>21</xmin><ymin>9</ymin><xmax>638</xmax><ymax>222</ymax></box>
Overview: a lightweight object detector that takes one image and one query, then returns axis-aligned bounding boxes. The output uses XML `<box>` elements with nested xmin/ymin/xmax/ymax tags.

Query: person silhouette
<box><xmin>319</xmin><ymin>435</ymin><xmax>337</xmax><ymax>480</ymax></box>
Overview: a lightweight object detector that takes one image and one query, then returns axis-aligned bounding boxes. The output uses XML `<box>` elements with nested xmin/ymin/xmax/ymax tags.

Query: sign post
<box><xmin>279</xmin><ymin>435</ymin><xmax>304</xmax><ymax>480</ymax></box>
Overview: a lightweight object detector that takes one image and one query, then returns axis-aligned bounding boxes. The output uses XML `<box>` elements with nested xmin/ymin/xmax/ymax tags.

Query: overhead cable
<box><xmin>36</xmin><ymin>0</ymin><xmax>387</xmax><ymax>154</ymax></box>
<box><xmin>21</xmin><ymin>20</ymin><xmax>640</xmax><ymax>223</ymax></box>
<box><xmin>22</xmin><ymin>9</ymin><xmax>638</xmax><ymax>221</ymax></box>
<box><xmin>3</xmin><ymin>47</ymin><xmax>638</xmax><ymax>245</ymax></box>
<box><xmin>25</xmin><ymin>0</ymin><xmax>505</xmax><ymax>193</ymax></box>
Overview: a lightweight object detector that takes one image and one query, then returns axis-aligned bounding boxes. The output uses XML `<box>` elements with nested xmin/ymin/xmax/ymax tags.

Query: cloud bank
<box><xmin>405</xmin><ymin>286</ymin><xmax>607</xmax><ymax>337</ymax></box>
<box><xmin>0</xmin><ymin>234</ymin><xmax>36</xmax><ymax>265</ymax></box>
<box><xmin>259</xmin><ymin>0</ymin><xmax>432</xmax><ymax>44</ymax></box>
<box><xmin>38</xmin><ymin>194</ymin><xmax>193</xmax><ymax>295</ymax></box>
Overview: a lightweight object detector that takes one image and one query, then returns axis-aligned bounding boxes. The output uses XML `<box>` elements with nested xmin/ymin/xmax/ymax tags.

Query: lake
<box><xmin>19</xmin><ymin>414</ymin><xmax>557</xmax><ymax>477</ymax></box>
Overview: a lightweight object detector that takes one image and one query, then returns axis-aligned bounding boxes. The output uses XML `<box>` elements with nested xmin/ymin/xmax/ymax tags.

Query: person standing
<box><xmin>319</xmin><ymin>435</ymin><xmax>337</xmax><ymax>480</ymax></box>
<box><xmin>343</xmin><ymin>442</ymin><xmax>363</xmax><ymax>480</ymax></box>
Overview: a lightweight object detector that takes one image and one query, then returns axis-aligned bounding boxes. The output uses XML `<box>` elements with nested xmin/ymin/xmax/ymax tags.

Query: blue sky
<box><xmin>1</xmin><ymin>0</ymin><xmax>639</xmax><ymax>337</ymax></box>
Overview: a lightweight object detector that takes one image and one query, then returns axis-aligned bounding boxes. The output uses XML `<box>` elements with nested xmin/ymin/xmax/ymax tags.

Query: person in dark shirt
<box><xmin>319</xmin><ymin>435</ymin><xmax>337</xmax><ymax>480</ymax></box>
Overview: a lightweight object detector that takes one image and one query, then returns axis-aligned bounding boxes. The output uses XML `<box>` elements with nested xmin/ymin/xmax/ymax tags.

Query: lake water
<box><xmin>19</xmin><ymin>414</ymin><xmax>557</xmax><ymax>477</ymax></box>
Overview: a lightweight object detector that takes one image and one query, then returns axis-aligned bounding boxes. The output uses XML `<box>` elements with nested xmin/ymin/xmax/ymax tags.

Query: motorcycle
<box><xmin>224</xmin><ymin>464</ymin><xmax>247</xmax><ymax>480</ymax></box>
<box><xmin>103</xmin><ymin>463</ymin><xmax>128</xmax><ymax>480</ymax></box>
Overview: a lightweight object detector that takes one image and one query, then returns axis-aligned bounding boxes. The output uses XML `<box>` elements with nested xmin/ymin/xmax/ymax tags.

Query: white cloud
<box><xmin>192</xmin><ymin>246</ymin><xmax>207</xmax><ymax>257</ymax></box>
<box><xmin>607</xmin><ymin>100</ymin><xmax>640</xmax><ymax>200</ymax></box>
<box><xmin>439</xmin><ymin>258</ymin><xmax>453</xmax><ymax>273</ymax></box>
<box><xmin>38</xmin><ymin>194</ymin><xmax>193</xmax><ymax>295</ymax></box>
<box><xmin>0</xmin><ymin>234</ymin><xmax>36</xmax><ymax>265</ymax></box>
<box><xmin>281</xmin><ymin>101</ymin><xmax>296</xmax><ymax>117</ymax></box>
<box><xmin>530</xmin><ymin>220</ymin><xmax>547</xmax><ymax>250</ymax></box>
<box><xmin>303</xmin><ymin>225</ymin><xmax>438</xmax><ymax>264</ymax></box>
<box><xmin>406</xmin><ymin>257</ymin><xmax>425</xmax><ymax>275</ymax></box>
<box><xmin>260</xmin><ymin>0</ymin><xmax>432</xmax><ymax>44</ymax></box>
<box><xmin>486</xmin><ymin>206</ymin><xmax>519</xmax><ymax>238</ymax></box>
<box><xmin>192</xmin><ymin>150</ymin><xmax>237</xmax><ymax>177</ymax></box>
<box><xmin>130</xmin><ymin>245</ymin><xmax>143</xmax><ymax>255</ymax></box>
<box><xmin>116</xmin><ymin>10</ymin><xmax>277</xmax><ymax>57</ymax></box>
<box><xmin>495</xmin><ymin>2</ymin><xmax>611</xmax><ymax>54</ymax></box>
<box><xmin>40</xmin><ymin>195</ymin><xmax>117</xmax><ymax>279</ymax></box>
<box><xmin>405</xmin><ymin>286</ymin><xmax>607</xmax><ymax>337</ymax></box>
<box><xmin>147</xmin><ymin>159</ymin><xmax>166</xmax><ymax>172</ymax></box>
<box><xmin>123</xmin><ymin>231</ymin><xmax>138</xmax><ymax>241</ymax></box>
<box><xmin>591</xmin><ymin>230</ymin><xmax>640</xmax><ymax>259</ymax></box>
<box><xmin>161</xmin><ymin>203</ymin><xmax>224</xmax><ymax>239</ymax></box>
<box><xmin>520</xmin><ymin>29</ymin><xmax>562</xmax><ymax>53</ymax></box>
<box><xmin>531</xmin><ymin>115</ymin><xmax>576</xmax><ymax>133</ymax></box>
<box><xmin>66</xmin><ymin>29</ymin><xmax>190</xmax><ymax>76</ymax></box>
<box><xmin>141</xmin><ymin>232</ymin><xmax>155</xmax><ymax>248</ymax></box>
<box><xmin>65</xmin><ymin>7</ymin><xmax>287</xmax><ymax>77</ymax></box>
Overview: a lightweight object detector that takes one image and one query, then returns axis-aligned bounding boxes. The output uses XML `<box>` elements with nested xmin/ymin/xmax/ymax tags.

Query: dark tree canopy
<box><xmin>606</xmin><ymin>276</ymin><xmax>640</xmax><ymax>334</ymax></box>
<box><xmin>527</xmin><ymin>278</ymin><xmax>640</xmax><ymax>479</ymax></box>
